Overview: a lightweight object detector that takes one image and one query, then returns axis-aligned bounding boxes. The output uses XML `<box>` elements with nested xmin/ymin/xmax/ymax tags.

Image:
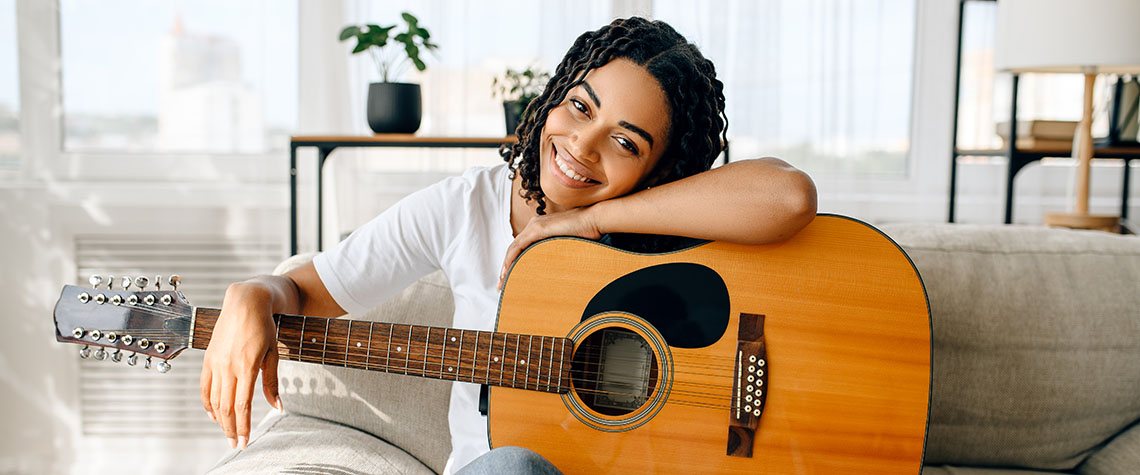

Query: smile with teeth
<box><xmin>553</xmin><ymin>147</ymin><xmax>599</xmax><ymax>184</ymax></box>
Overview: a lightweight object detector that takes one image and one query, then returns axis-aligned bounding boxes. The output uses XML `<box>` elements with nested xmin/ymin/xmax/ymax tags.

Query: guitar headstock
<box><xmin>53</xmin><ymin>274</ymin><xmax>193</xmax><ymax>373</ymax></box>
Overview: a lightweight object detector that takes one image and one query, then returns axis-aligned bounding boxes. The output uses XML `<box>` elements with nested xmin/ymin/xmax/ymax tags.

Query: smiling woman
<box><xmin>202</xmin><ymin>16</ymin><xmax>815</xmax><ymax>475</ymax></box>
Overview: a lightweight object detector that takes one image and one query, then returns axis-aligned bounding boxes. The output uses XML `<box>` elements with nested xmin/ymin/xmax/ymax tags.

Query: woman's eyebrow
<box><xmin>619</xmin><ymin>121</ymin><xmax>655</xmax><ymax>148</ymax></box>
<box><xmin>581</xmin><ymin>80</ymin><xmax>655</xmax><ymax>148</ymax></box>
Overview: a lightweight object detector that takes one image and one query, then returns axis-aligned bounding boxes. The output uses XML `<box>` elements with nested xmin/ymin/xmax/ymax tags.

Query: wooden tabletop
<box><xmin>291</xmin><ymin>134</ymin><xmax>517</xmax><ymax>144</ymax></box>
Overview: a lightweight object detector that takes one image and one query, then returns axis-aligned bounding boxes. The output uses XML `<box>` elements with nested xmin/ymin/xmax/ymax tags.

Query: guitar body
<box><xmin>490</xmin><ymin>215</ymin><xmax>930</xmax><ymax>473</ymax></box>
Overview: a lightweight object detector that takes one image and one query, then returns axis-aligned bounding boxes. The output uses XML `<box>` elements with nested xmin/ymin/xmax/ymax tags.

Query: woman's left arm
<box><xmin>499</xmin><ymin>157</ymin><xmax>816</xmax><ymax>287</ymax></box>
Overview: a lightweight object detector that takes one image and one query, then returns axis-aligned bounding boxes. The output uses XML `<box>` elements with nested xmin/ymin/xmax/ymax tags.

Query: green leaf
<box><xmin>339</xmin><ymin>25</ymin><xmax>361</xmax><ymax>41</ymax></box>
<box><xmin>411</xmin><ymin>55</ymin><xmax>426</xmax><ymax>71</ymax></box>
<box><xmin>401</xmin><ymin>12</ymin><xmax>418</xmax><ymax>27</ymax></box>
<box><xmin>352</xmin><ymin>41</ymin><xmax>369</xmax><ymax>54</ymax></box>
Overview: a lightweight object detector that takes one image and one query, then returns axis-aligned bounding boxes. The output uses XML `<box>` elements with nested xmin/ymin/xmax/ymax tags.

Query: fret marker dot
<box><xmin>494</xmin><ymin>357</ymin><xmax>499</xmax><ymax>362</ymax></box>
<box><xmin>396</xmin><ymin>346</ymin><xmax>402</xmax><ymax>352</ymax></box>
<box><xmin>448</xmin><ymin>367</ymin><xmax>453</xmax><ymax>372</ymax></box>
<box><xmin>356</xmin><ymin>342</ymin><xmax>361</xmax><ymax>347</ymax></box>
<box><xmin>520</xmin><ymin>360</ymin><xmax>525</xmax><ymax>365</ymax></box>
<box><xmin>311</xmin><ymin>338</ymin><xmax>317</xmax><ymax>343</ymax></box>
<box><xmin>451</xmin><ymin>337</ymin><xmax>456</xmax><ymax>342</ymax></box>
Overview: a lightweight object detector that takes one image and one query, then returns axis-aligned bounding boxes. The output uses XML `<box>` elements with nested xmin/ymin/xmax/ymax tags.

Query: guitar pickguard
<box><xmin>581</xmin><ymin>262</ymin><xmax>730</xmax><ymax>349</ymax></box>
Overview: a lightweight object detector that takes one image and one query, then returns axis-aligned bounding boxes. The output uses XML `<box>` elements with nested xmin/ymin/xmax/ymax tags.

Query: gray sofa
<box><xmin>207</xmin><ymin>223</ymin><xmax>1140</xmax><ymax>474</ymax></box>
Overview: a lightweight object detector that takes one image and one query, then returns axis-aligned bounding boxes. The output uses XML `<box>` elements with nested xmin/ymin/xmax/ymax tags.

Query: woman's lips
<box><xmin>551</xmin><ymin>143</ymin><xmax>600</xmax><ymax>186</ymax></box>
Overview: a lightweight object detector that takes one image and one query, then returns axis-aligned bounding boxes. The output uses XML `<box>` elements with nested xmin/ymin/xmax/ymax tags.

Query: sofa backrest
<box><xmin>273</xmin><ymin>254</ymin><xmax>454</xmax><ymax>474</ymax></box>
<box><xmin>881</xmin><ymin>223</ymin><xmax>1140</xmax><ymax>472</ymax></box>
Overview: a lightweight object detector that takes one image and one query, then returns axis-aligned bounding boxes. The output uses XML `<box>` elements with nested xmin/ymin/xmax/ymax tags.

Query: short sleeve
<box><xmin>313</xmin><ymin>177</ymin><xmax>461</xmax><ymax>316</ymax></box>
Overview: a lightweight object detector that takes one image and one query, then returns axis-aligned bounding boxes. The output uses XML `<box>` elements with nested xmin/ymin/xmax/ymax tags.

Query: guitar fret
<box><xmin>537</xmin><ymin>336</ymin><xmax>546</xmax><ymax>391</ymax></box>
<box><xmin>345</xmin><ymin>320</ymin><xmax>352</xmax><ymax>368</ymax></box>
<box><xmin>321</xmin><ymin>317</ymin><xmax>329</xmax><ymax>365</ymax></box>
<box><xmin>525</xmin><ymin>335</ymin><xmax>533</xmax><ymax>390</ymax></box>
<box><xmin>366</xmin><ymin>322</ymin><xmax>373</xmax><ymax>371</ymax></box>
<box><xmin>459</xmin><ymin>329</ymin><xmax>466</xmax><ymax>379</ymax></box>
<box><xmin>298</xmin><ymin>316</ymin><xmax>306</xmax><ymax>360</ymax></box>
<box><xmin>557</xmin><ymin>338</ymin><xmax>565</xmax><ymax>392</ymax></box>
<box><xmin>500</xmin><ymin>333</ymin><xmax>507</xmax><ymax>386</ymax></box>
<box><xmin>469</xmin><ymin>330</ymin><xmax>478</xmax><ymax>382</ymax></box>
<box><xmin>404</xmin><ymin>324</ymin><xmax>412</xmax><ymax>375</ymax></box>
<box><xmin>422</xmin><ymin>326</ymin><xmax>429</xmax><ymax>374</ymax></box>
<box><xmin>441</xmin><ymin>328</ymin><xmax>449</xmax><ymax>379</ymax></box>
<box><xmin>485</xmin><ymin>331</ymin><xmax>492</xmax><ymax>384</ymax></box>
<box><xmin>546</xmin><ymin>337</ymin><xmax>555</xmax><ymax>392</ymax></box>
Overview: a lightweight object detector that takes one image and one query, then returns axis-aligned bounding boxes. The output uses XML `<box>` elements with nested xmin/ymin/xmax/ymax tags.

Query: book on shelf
<box><xmin>999</xmin><ymin>136</ymin><xmax>1075</xmax><ymax>150</ymax></box>
<box><xmin>995</xmin><ymin>120</ymin><xmax>1078</xmax><ymax>140</ymax></box>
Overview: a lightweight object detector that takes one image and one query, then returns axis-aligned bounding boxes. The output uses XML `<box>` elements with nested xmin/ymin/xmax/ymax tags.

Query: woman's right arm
<box><xmin>199</xmin><ymin>261</ymin><xmax>345</xmax><ymax>450</ymax></box>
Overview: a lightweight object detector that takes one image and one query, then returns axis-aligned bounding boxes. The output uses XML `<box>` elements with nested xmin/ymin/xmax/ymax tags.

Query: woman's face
<box><xmin>537</xmin><ymin>58</ymin><xmax>671</xmax><ymax>214</ymax></box>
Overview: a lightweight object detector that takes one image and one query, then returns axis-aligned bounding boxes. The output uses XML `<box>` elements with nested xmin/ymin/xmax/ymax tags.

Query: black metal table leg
<box><xmin>316</xmin><ymin>146</ymin><xmax>335</xmax><ymax>252</ymax></box>
<box><xmin>290</xmin><ymin>144</ymin><xmax>298</xmax><ymax>256</ymax></box>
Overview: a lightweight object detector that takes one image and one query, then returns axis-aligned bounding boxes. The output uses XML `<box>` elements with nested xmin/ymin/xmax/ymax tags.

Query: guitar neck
<box><xmin>190</xmin><ymin>307</ymin><xmax>572</xmax><ymax>394</ymax></box>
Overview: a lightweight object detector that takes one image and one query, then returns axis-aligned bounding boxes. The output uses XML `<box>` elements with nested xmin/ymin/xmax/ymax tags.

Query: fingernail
<box><xmin>275</xmin><ymin>396</ymin><xmax>283</xmax><ymax>411</ymax></box>
<box><xmin>228</xmin><ymin>437</ymin><xmax>236</xmax><ymax>449</ymax></box>
<box><xmin>238</xmin><ymin>436</ymin><xmax>248</xmax><ymax>450</ymax></box>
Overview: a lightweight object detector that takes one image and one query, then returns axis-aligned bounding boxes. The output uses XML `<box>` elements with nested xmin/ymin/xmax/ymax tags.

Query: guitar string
<box><xmin>71</xmin><ymin>302</ymin><xmax>744</xmax><ymax>365</ymax></box>
<box><xmin>82</xmin><ymin>330</ymin><xmax>739</xmax><ymax>389</ymax></box>
<box><xmin>81</xmin><ymin>326</ymin><xmax>741</xmax><ymax>387</ymax></box>
<box><xmin>276</xmin><ymin>352</ymin><xmax>738</xmax><ymax>404</ymax></box>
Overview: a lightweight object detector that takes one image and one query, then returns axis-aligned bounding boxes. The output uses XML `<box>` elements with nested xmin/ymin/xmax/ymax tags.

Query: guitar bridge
<box><xmin>727</xmin><ymin>312</ymin><xmax>767</xmax><ymax>458</ymax></box>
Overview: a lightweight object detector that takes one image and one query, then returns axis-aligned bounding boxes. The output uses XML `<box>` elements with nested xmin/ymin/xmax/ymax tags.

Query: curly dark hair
<box><xmin>500</xmin><ymin>17</ymin><xmax>728</xmax><ymax>221</ymax></box>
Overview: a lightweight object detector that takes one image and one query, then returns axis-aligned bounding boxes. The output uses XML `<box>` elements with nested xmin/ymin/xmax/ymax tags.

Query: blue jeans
<box><xmin>455</xmin><ymin>447</ymin><xmax>562</xmax><ymax>475</ymax></box>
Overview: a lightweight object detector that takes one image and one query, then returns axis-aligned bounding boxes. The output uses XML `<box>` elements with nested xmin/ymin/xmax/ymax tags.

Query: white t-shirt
<box><xmin>313</xmin><ymin>163</ymin><xmax>514</xmax><ymax>474</ymax></box>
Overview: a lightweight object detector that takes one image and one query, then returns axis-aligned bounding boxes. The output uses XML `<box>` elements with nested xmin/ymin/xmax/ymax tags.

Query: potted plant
<box><xmin>340</xmin><ymin>13</ymin><xmax>438</xmax><ymax>134</ymax></box>
<box><xmin>492</xmin><ymin>66</ymin><xmax>550</xmax><ymax>135</ymax></box>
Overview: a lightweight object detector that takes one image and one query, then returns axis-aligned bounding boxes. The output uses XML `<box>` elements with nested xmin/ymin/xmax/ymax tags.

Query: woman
<box><xmin>201</xmin><ymin>17</ymin><xmax>816</xmax><ymax>474</ymax></box>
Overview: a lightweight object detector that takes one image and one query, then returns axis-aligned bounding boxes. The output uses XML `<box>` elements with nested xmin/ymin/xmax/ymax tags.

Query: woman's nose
<box><xmin>569</xmin><ymin>124</ymin><xmax>604</xmax><ymax>163</ymax></box>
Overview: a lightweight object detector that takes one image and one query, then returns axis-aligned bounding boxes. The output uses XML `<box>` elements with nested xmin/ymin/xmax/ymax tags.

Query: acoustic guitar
<box><xmin>52</xmin><ymin>214</ymin><xmax>930</xmax><ymax>473</ymax></box>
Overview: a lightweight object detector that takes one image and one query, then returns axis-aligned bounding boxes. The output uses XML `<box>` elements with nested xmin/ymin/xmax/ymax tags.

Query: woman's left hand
<box><xmin>498</xmin><ymin>206</ymin><xmax>603</xmax><ymax>290</ymax></box>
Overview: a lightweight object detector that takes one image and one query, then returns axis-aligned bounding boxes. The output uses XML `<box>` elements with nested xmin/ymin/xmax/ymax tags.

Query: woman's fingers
<box><xmin>262</xmin><ymin>348</ymin><xmax>281</xmax><ymax>410</ymax></box>
<box><xmin>234</xmin><ymin>372</ymin><xmax>257</xmax><ymax>450</ymax></box>
<box><xmin>218</xmin><ymin>374</ymin><xmax>238</xmax><ymax>448</ymax></box>
<box><xmin>199</xmin><ymin>367</ymin><xmax>214</xmax><ymax>421</ymax></box>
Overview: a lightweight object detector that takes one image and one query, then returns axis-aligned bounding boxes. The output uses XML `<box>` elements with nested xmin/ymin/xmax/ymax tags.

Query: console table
<box><xmin>289</xmin><ymin>135</ymin><xmax>516</xmax><ymax>255</ymax></box>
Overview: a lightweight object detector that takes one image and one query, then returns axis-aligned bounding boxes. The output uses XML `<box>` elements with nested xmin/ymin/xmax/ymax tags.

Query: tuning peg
<box><xmin>110</xmin><ymin>349</ymin><xmax>122</xmax><ymax>363</ymax></box>
<box><xmin>144</xmin><ymin>356</ymin><xmax>152</xmax><ymax>369</ymax></box>
<box><xmin>79</xmin><ymin>345</ymin><xmax>91</xmax><ymax>359</ymax></box>
<box><xmin>93</xmin><ymin>348</ymin><xmax>106</xmax><ymax>361</ymax></box>
<box><xmin>168</xmin><ymin>275</ymin><xmax>181</xmax><ymax>291</ymax></box>
<box><xmin>107</xmin><ymin>275</ymin><xmax>116</xmax><ymax>290</ymax></box>
<box><xmin>126</xmin><ymin>352</ymin><xmax>137</xmax><ymax>366</ymax></box>
<box><xmin>120</xmin><ymin>276</ymin><xmax>132</xmax><ymax>290</ymax></box>
<box><xmin>157</xmin><ymin>360</ymin><xmax>172</xmax><ymax>373</ymax></box>
<box><xmin>88</xmin><ymin>275</ymin><xmax>104</xmax><ymax>288</ymax></box>
<box><xmin>133</xmin><ymin>276</ymin><xmax>149</xmax><ymax>289</ymax></box>
<box><xmin>154</xmin><ymin>275</ymin><xmax>162</xmax><ymax>290</ymax></box>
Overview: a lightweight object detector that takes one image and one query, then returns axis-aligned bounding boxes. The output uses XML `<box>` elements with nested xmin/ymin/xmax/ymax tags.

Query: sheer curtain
<box><xmin>653</xmin><ymin>0</ymin><xmax>917</xmax><ymax>178</ymax></box>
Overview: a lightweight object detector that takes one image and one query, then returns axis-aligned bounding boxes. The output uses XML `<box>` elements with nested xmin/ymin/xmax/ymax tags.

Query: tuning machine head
<box><xmin>133</xmin><ymin>276</ymin><xmax>149</xmax><ymax>289</ymax></box>
<box><xmin>88</xmin><ymin>275</ymin><xmax>104</xmax><ymax>289</ymax></box>
<box><xmin>168</xmin><ymin>275</ymin><xmax>181</xmax><ymax>291</ymax></box>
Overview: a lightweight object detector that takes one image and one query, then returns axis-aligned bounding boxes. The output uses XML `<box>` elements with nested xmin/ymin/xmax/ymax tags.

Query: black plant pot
<box><xmin>503</xmin><ymin>100</ymin><xmax>527</xmax><ymax>135</ymax></box>
<box><xmin>367</xmin><ymin>82</ymin><xmax>421</xmax><ymax>134</ymax></box>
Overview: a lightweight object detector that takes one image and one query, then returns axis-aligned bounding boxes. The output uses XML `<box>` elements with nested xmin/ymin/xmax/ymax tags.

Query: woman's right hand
<box><xmin>200</xmin><ymin>281</ymin><xmax>282</xmax><ymax>450</ymax></box>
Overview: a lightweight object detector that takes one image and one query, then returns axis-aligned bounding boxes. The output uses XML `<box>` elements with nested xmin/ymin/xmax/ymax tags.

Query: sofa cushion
<box><xmin>272</xmin><ymin>254</ymin><xmax>454</xmax><ymax>473</ymax></box>
<box><xmin>881</xmin><ymin>224</ymin><xmax>1140</xmax><ymax>471</ymax></box>
<box><xmin>207</xmin><ymin>412</ymin><xmax>434</xmax><ymax>474</ymax></box>
<box><xmin>1077</xmin><ymin>420</ymin><xmax>1140</xmax><ymax>475</ymax></box>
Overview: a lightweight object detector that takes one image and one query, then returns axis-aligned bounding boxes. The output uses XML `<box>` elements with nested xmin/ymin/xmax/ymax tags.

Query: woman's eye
<box><xmin>616</xmin><ymin>137</ymin><xmax>639</xmax><ymax>155</ymax></box>
<box><xmin>570</xmin><ymin>98</ymin><xmax>589</xmax><ymax>116</ymax></box>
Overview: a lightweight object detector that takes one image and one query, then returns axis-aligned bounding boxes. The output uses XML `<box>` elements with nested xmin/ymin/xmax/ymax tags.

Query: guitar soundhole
<box><xmin>570</xmin><ymin>327</ymin><xmax>659</xmax><ymax>416</ymax></box>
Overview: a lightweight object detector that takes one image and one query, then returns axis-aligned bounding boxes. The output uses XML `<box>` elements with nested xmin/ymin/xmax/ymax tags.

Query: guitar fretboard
<box><xmin>191</xmin><ymin>308</ymin><xmax>572</xmax><ymax>393</ymax></box>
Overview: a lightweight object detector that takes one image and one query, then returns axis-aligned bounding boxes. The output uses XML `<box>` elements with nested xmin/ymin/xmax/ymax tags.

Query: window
<box><xmin>653</xmin><ymin>0</ymin><xmax>917</xmax><ymax>177</ymax></box>
<box><xmin>956</xmin><ymin>0</ymin><xmax>1090</xmax><ymax>151</ymax></box>
<box><xmin>60</xmin><ymin>0</ymin><xmax>298</xmax><ymax>153</ymax></box>
<box><xmin>0</xmin><ymin>0</ymin><xmax>18</xmax><ymax>170</ymax></box>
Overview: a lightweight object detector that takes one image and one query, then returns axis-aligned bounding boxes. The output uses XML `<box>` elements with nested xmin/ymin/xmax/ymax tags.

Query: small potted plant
<box><xmin>340</xmin><ymin>13</ymin><xmax>438</xmax><ymax>134</ymax></box>
<box><xmin>492</xmin><ymin>66</ymin><xmax>550</xmax><ymax>135</ymax></box>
